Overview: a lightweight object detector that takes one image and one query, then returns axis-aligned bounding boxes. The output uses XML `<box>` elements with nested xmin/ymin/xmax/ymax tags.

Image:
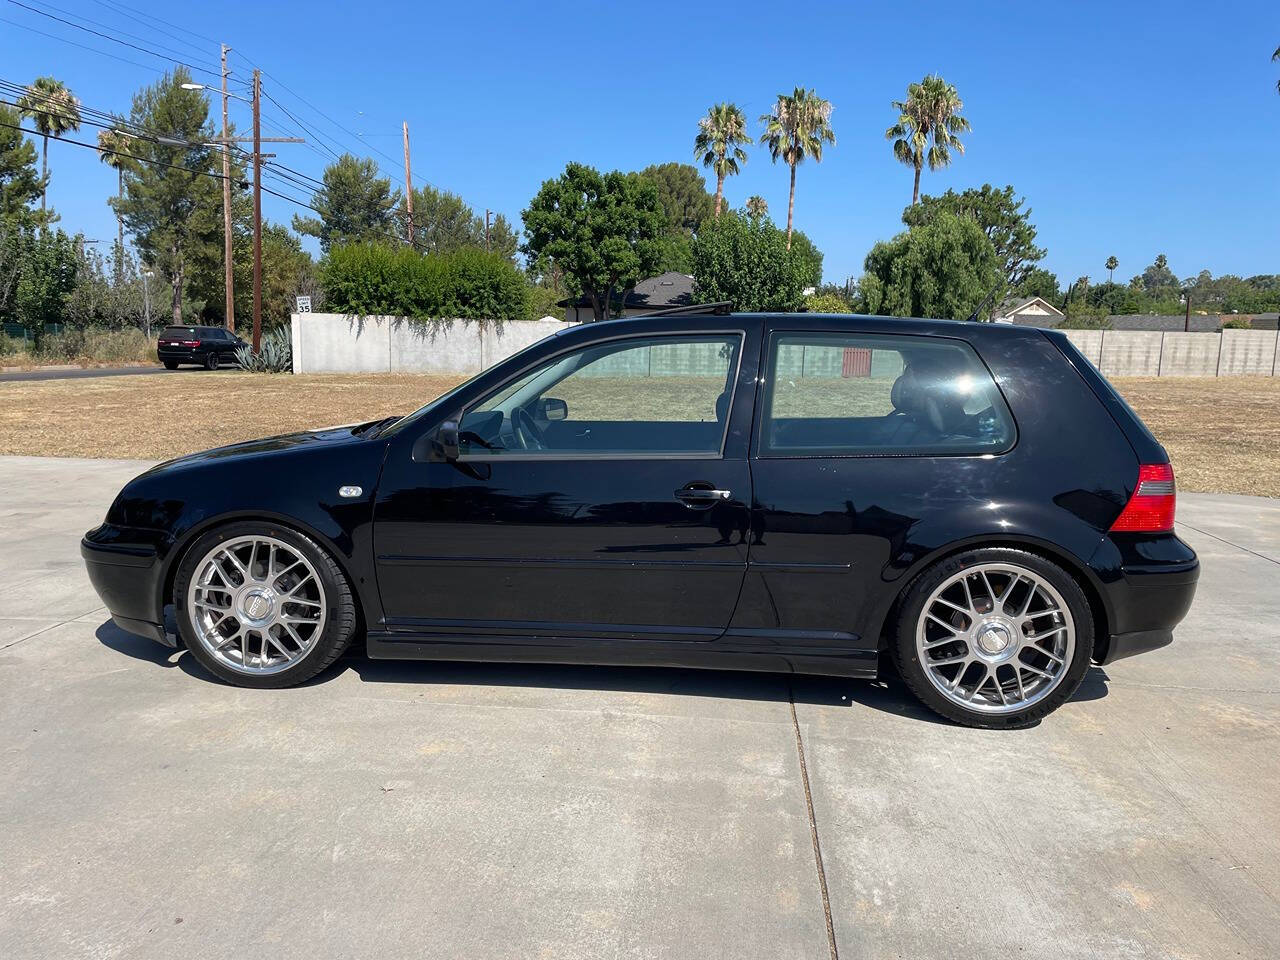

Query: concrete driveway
<box><xmin>1</xmin><ymin>455</ymin><xmax>1277</xmax><ymax>959</ymax></box>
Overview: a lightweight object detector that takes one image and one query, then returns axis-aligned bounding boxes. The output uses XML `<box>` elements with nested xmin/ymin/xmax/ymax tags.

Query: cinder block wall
<box><xmin>290</xmin><ymin>314</ymin><xmax>570</xmax><ymax>374</ymax></box>
<box><xmin>289</xmin><ymin>315</ymin><xmax>1280</xmax><ymax>378</ymax></box>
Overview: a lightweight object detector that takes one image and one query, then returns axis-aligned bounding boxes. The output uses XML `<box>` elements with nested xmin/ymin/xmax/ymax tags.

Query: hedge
<box><xmin>320</xmin><ymin>244</ymin><xmax>527</xmax><ymax>327</ymax></box>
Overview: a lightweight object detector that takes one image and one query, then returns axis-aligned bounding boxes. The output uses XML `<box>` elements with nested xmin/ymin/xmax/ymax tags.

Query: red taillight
<box><xmin>181</xmin><ymin>339</ymin><xmax>200</xmax><ymax>347</ymax></box>
<box><xmin>1110</xmin><ymin>463</ymin><xmax>1176</xmax><ymax>532</ymax></box>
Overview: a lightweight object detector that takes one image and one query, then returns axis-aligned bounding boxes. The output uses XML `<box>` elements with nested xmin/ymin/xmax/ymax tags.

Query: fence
<box><xmin>290</xmin><ymin>315</ymin><xmax>1280</xmax><ymax>379</ymax></box>
<box><xmin>289</xmin><ymin>314</ymin><xmax>571</xmax><ymax>374</ymax></box>
<box><xmin>1061</xmin><ymin>328</ymin><xmax>1280</xmax><ymax>377</ymax></box>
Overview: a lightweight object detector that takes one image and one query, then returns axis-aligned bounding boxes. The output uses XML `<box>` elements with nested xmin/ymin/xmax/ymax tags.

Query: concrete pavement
<box><xmin>0</xmin><ymin>455</ymin><xmax>1277</xmax><ymax>959</ymax></box>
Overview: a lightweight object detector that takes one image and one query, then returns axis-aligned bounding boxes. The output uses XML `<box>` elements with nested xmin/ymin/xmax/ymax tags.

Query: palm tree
<box><xmin>758</xmin><ymin>87</ymin><xmax>836</xmax><ymax>249</ymax></box>
<box><xmin>1105</xmin><ymin>256</ymin><xmax>1118</xmax><ymax>283</ymax></box>
<box><xmin>97</xmin><ymin>124</ymin><xmax>133</xmax><ymax>281</ymax></box>
<box><xmin>885</xmin><ymin>74</ymin><xmax>970</xmax><ymax>205</ymax></box>
<box><xmin>1274</xmin><ymin>44</ymin><xmax>1279</xmax><ymax>94</ymax></box>
<box><xmin>694</xmin><ymin>103</ymin><xmax>750</xmax><ymax>219</ymax></box>
<box><xmin>16</xmin><ymin>76</ymin><xmax>82</xmax><ymax>214</ymax></box>
<box><xmin>745</xmin><ymin>195</ymin><xmax>768</xmax><ymax>219</ymax></box>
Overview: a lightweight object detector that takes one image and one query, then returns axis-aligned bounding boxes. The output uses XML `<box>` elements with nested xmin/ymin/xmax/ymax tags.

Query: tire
<box><xmin>204</xmin><ymin>352</ymin><xmax>219</xmax><ymax>371</ymax></box>
<box><xmin>163</xmin><ymin>360</ymin><xmax>179</xmax><ymax>370</ymax></box>
<box><xmin>890</xmin><ymin>547</ymin><xmax>1094</xmax><ymax>729</ymax></box>
<box><xmin>173</xmin><ymin>521</ymin><xmax>358</xmax><ymax>688</ymax></box>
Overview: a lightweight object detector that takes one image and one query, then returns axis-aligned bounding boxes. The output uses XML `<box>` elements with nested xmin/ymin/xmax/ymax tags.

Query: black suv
<box><xmin>85</xmin><ymin>312</ymin><xmax>1198</xmax><ymax>728</ymax></box>
<box><xmin>156</xmin><ymin>325</ymin><xmax>246</xmax><ymax>370</ymax></box>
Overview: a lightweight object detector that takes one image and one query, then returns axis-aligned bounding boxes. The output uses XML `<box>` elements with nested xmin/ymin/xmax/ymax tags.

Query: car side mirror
<box><xmin>434</xmin><ymin>420</ymin><xmax>460</xmax><ymax>461</ymax></box>
<box><xmin>540</xmin><ymin>397</ymin><xmax>568</xmax><ymax>421</ymax></box>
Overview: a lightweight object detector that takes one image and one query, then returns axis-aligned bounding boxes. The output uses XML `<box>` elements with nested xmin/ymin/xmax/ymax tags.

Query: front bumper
<box><xmin>81</xmin><ymin>525</ymin><xmax>170</xmax><ymax>644</ymax></box>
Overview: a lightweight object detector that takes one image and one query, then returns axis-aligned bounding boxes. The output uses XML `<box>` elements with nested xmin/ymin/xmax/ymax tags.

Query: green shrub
<box><xmin>321</xmin><ymin>243</ymin><xmax>527</xmax><ymax>328</ymax></box>
<box><xmin>805</xmin><ymin>292</ymin><xmax>853</xmax><ymax>314</ymax></box>
<box><xmin>1221</xmin><ymin>315</ymin><xmax>1252</xmax><ymax>329</ymax></box>
<box><xmin>234</xmin><ymin>329</ymin><xmax>293</xmax><ymax>373</ymax></box>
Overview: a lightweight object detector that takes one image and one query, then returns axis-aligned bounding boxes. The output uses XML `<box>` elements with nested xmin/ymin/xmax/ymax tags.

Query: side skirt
<box><xmin>366</xmin><ymin>631</ymin><xmax>879</xmax><ymax>679</ymax></box>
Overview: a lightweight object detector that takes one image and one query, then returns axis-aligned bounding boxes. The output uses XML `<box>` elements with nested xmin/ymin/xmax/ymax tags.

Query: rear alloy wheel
<box><xmin>204</xmin><ymin>352</ymin><xmax>219</xmax><ymax>371</ymax></box>
<box><xmin>174</xmin><ymin>523</ymin><xmax>357</xmax><ymax>688</ymax></box>
<box><xmin>892</xmin><ymin>548</ymin><xmax>1094</xmax><ymax>728</ymax></box>
<box><xmin>163</xmin><ymin>360</ymin><xmax>179</xmax><ymax>370</ymax></box>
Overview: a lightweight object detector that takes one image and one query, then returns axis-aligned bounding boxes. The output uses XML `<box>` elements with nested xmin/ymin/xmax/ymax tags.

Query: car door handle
<box><xmin>674</xmin><ymin>486</ymin><xmax>732</xmax><ymax>508</ymax></box>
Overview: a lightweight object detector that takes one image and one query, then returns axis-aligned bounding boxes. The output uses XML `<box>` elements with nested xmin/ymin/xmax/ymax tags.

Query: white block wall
<box><xmin>291</xmin><ymin>314</ymin><xmax>570</xmax><ymax>374</ymax></box>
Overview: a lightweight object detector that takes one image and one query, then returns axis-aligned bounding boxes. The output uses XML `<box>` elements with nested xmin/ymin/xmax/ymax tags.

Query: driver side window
<box><xmin>459</xmin><ymin>334</ymin><xmax>742</xmax><ymax>457</ymax></box>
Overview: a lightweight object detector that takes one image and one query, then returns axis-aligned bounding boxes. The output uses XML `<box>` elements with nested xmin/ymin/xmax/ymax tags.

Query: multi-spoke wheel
<box><xmin>174</xmin><ymin>523</ymin><xmax>357</xmax><ymax>688</ymax></box>
<box><xmin>892</xmin><ymin>548</ymin><xmax>1094</xmax><ymax>728</ymax></box>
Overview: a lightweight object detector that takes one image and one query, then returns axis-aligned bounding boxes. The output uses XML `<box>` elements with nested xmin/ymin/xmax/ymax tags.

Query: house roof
<box><xmin>996</xmin><ymin>295</ymin><xmax>1064</xmax><ymax>320</ymax></box>
<box><xmin>559</xmin><ymin>272</ymin><xmax>695</xmax><ymax>310</ymax></box>
<box><xmin>1105</xmin><ymin>314</ymin><xmax>1221</xmax><ymax>332</ymax></box>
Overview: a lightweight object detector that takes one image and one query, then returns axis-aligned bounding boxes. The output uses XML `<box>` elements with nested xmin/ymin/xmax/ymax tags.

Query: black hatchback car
<box><xmin>156</xmin><ymin>325</ymin><xmax>246</xmax><ymax>370</ymax></box>
<box><xmin>84</xmin><ymin>313</ymin><xmax>1198</xmax><ymax>728</ymax></box>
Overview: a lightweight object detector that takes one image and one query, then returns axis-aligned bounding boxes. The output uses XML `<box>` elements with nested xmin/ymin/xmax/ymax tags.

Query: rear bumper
<box><xmin>1090</xmin><ymin>533</ymin><xmax>1199</xmax><ymax>664</ymax></box>
<box><xmin>81</xmin><ymin>525</ymin><xmax>169</xmax><ymax>644</ymax></box>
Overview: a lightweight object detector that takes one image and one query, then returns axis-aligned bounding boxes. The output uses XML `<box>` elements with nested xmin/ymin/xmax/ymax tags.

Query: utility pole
<box><xmin>1184</xmin><ymin>292</ymin><xmax>1191</xmax><ymax>332</ymax></box>
<box><xmin>220</xmin><ymin>44</ymin><xmax>234</xmax><ymax>332</ymax></box>
<box><xmin>485</xmin><ymin>209</ymin><xmax>491</xmax><ymax>252</ymax></box>
<box><xmin>252</xmin><ymin>68</ymin><xmax>264</xmax><ymax>353</ymax></box>
<box><xmin>402</xmin><ymin>121</ymin><xmax>414</xmax><ymax>248</ymax></box>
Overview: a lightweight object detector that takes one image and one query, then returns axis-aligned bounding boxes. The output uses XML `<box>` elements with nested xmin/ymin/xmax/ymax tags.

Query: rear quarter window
<box><xmin>759</xmin><ymin>332</ymin><xmax>1016</xmax><ymax>457</ymax></box>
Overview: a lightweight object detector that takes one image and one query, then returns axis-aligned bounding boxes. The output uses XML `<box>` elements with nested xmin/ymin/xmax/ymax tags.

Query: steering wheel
<box><xmin>512</xmin><ymin>407</ymin><xmax>547</xmax><ymax>451</ymax></box>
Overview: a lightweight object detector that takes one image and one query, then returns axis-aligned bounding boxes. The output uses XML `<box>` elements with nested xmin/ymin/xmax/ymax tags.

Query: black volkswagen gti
<box><xmin>156</xmin><ymin>325</ymin><xmax>247</xmax><ymax>370</ymax></box>
<box><xmin>83</xmin><ymin>312</ymin><xmax>1198</xmax><ymax>728</ymax></box>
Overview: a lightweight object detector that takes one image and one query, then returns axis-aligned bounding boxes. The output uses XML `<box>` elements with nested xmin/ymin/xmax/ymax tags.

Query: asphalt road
<box><xmin>0</xmin><ymin>365</ymin><xmax>240</xmax><ymax>383</ymax></box>
<box><xmin>1</xmin><ymin>454</ymin><xmax>1277</xmax><ymax>959</ymax></box>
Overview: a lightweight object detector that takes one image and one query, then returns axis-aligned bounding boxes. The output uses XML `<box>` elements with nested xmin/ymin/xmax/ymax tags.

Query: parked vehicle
<box><xmin>83</xmin><ymin>312</ymin><xmax>1198</xmax><ymax>728</ymax></box>
<box><xmin>156</xmin><ymin>325</ymin><xmax>246</xmax><ymax>370</ymax></box>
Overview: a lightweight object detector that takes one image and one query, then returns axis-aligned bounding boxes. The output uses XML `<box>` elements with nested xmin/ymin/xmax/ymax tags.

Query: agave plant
<box><xmin>234</xmin><ymin>329</ymin><xmax>293</xmax><ymax>373</ymax></box>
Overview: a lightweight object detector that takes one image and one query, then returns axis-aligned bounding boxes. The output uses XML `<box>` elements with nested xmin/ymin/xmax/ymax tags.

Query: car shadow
<box><xmin>95</xmin><ymin>619</ymin><xmax>1109</xmax><ymax>723</ymax></box>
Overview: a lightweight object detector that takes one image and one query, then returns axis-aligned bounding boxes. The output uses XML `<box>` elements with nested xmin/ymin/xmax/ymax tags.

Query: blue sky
<box><xmin>2</xmin><ymin>0</ymin><xmax>1278</xmax><ymax>287</ymax></box>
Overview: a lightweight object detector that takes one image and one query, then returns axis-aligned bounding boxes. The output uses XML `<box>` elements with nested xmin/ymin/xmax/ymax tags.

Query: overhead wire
<box><xmin>3</xmin><ymin>0</ymin><xmax>222</xmax><ymax>80</ymax></box>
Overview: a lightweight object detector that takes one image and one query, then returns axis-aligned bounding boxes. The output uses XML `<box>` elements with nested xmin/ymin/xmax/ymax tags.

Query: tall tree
<box><xmin>886</xmin><ymin>74</ymin><xmax>970</xmax><ymax>205</ymax></box>
<box><xmin>292</xmin><ymin>153</ymin><xmax>399</xmax><ymax>252</ymax></box>
<box><xmin>745</xmin><ymin>195</ymin><xmax>768</xmax><ymax>219</ymax></box>
<box><xmin>691</xmin><ymin>212</ymin><xmax>807</xmax><ymax>311</ymax></box>
<box><xmin>16</xmin><ymin>76</ymin><xmax>81</xmax><ymax>215</ymax></box>
<box><xmin>1274</xmin><ymin>44</ymin><xmax>1279</xmax><ymax>94</ymax></box>
<box><xmin>759</xmin><ymin>87</ymin><xmax>836</xmax><ymax>248</ymax></box>
<box><xmin>640</xmin><ymin>162</ymin><xmax>714</xmax><ymax>236</ymax></box>
<box><xmin>901</xmin><ymin>185</ymin><xmax>1044</xmax><ymax>287</ymax></box>
<box><xmin>0</xmin><ymin>102</ymin><xmax>48</xmax><ymax>228</ymax></box>
<box><xmin>96</xmin><ymin>124</ymin><xmax>135</xmax><ymax>281</ymax></box>
<box><xmin>115</xmin><ymin>68</ymin><xmax>223</xmax><ymax>325</ymax></box>
<box><xmin>694</xmin><ymin>103</ymin><xmax>750</xmax><ymax>219</ymax></box>
<box><xmin>522</xmin><ymin>162</ymin><xmax>665</xmax><ymax>322</ymax></box>
<box><xmin>1105</xmin><ymin>255</ymin><xmax>1118</xmax><ymax>283</ymax></box>
<box><xmin>857</xmin><ymin>211</ymin><xmax>1001</xmax><ymax>321</ymax></box>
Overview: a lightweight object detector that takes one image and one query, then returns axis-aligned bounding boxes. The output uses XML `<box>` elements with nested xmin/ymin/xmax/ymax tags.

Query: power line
<box><xmin>3</xmin><ymin>0</ymin><xmax>223</xmax><ymax>80</ymax></box>
<box><xmin>90</xmin><ymin>0</ymin><xmax>220</xmax><ymax>50</ymax></box>
<box><xmin>33</xmin><ymin>0</ymin><xmax>213</xmax><ymax>67</ymax></box>
<box><xmin>0</xmin><ymin>119</ymin><xmax>230</xmax><ymax>181</ymax></box>
<box><xmin>0</xmin><ymin>14</ymin><xmax>168</xmax><ymax>74</ymax></box>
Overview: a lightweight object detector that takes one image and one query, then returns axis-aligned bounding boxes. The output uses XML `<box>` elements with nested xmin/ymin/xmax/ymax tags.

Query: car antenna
<box><xmin>966</xmin><ymin>285</ymin><xmax>1002</xmax><ymax>323</ymax></box>
<box><xmin>639</xmin><ymin>301</ymin><xmax>734</xmax><ymax>318</ymax></box>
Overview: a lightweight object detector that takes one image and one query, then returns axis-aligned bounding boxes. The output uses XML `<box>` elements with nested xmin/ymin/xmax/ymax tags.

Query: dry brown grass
<box><xmin>0</xmin><ymin>372</ymin><xmax>466</xmax><ymax>462</ymax></box>
<box><xmin>0</xmin><ymin>371</ymin><xmax>1276</xmax><ymax>497</ymax></box>
<box><xmin>1112</xmin><ymin>377</ymin><xmax>1280</xmax><ymax>498</ymax></box>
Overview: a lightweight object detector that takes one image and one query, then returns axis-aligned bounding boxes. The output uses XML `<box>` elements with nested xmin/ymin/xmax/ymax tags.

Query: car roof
<box><xmin>555</xmin><ymin>311</ymin><xmax>1042</xmax><ymax>343</ymax></box>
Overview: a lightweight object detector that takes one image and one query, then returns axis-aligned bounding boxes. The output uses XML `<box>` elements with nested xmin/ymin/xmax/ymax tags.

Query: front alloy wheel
<box><xmin>893</xmin><ymin>548</ymin><xmax>1094</xmax><ymax>728</ymax></box>
<box><xmin>174</xmin><ymin>523</ymin><xmax>357</xmax><ymax>687</ymax></box>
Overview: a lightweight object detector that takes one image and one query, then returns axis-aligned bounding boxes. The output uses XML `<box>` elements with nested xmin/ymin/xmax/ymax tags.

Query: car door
<box><xmin>732</xmin><ymin>321</ymin><xmax>1018</xmax><ymax>657</ymax></box>
<box><xmin>373</xmin><ymin>326</ymin><xmax>759</xmax><ymax>643</ymax></box>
